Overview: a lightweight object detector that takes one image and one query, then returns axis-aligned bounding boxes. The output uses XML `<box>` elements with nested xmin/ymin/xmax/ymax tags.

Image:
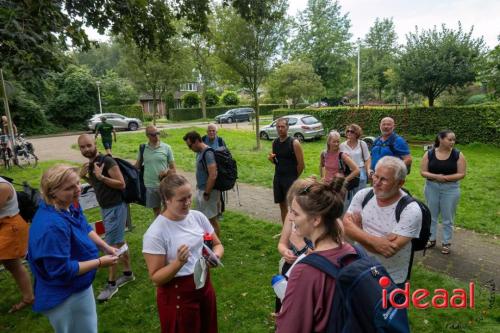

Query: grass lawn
<box><xmin>100</xmin><ymin>127</ymin><xmax>500</xmax><ymax>235</ymax></box>
<box><xmin>1</xmin><ymin>201</ymin><xmax>498</xmax><ymax>332</ymax></box>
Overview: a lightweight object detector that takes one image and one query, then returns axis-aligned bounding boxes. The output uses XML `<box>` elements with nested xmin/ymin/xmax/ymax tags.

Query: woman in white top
<box><xmin>143</xmin><ymin>170</ymin><xmax>224</xmax><ymax>333</ymax></box>
<box><xmin>340</xmin><ymin>123</ymin><xmax>371</xmax><ymax>196</ymax></box>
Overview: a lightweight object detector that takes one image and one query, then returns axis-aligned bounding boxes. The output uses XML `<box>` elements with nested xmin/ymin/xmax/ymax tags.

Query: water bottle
<box><xmin>202</xmin><ymin>233</ymin><xmax>213</xmax><ymax>259</ymax></box>
<box><xmin>271</xmin><ymin>274</ymin><xmax>288</xmax><ymax>302</ymax></box>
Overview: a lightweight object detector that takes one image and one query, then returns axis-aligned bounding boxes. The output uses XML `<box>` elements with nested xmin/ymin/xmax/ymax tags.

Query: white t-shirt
<box><xmin>340</xmin><ymin>140</ymin><xmax>370</xmax><ymax>168</ymax></box>
<box><xmin>348</xmin><ymin>188</ymin><xmax>422</xmax><ymax>284</ymax></box>
<box><xmin>142</xmin><ymin>210</ymin><xmax>214</xmax><ymax>277</ymax></box>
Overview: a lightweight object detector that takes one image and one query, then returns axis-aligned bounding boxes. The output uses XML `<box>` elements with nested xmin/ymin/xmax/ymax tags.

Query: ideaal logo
<box><xmin>379</xmin><ymin>276</ymin><xmax>475</xmax><ymax>309</ymax></box>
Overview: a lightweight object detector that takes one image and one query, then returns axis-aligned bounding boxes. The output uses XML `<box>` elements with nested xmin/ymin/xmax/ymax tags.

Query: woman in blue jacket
<box><xmin>28</xmin><ymin>165</ymin><xmax>119</xmax><ymax>333</ymax></box>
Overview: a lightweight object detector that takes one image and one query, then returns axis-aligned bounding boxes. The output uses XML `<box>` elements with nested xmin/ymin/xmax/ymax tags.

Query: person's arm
<box><xmin>204</xmin><ymin>163</ymin><xmax>217</xmax><ymax>199</ymax></box>
<box><xmin>87</xmin><ymin>230</ymin><xmax>119</xmax><ymax>255</ymax></box>
<box><xmin>113</xmin><ymin>128</ymin><xmax>117</xmax><ymax>142</ymax></box>
<box><xmin>293</xmin><ymin>140</ymin><xmax>305</xmax><ymax>176</ymax></box>
<box><xmin>278</xmin><ymin>217</ymin><xmax>298</xmax><ymax>264</ymax></box>
<box><xmin>0</xmin><ymin>183</ymin><xmax>14</xmax><ymax>209</ymax></box>
<box><xmin>144</xmin><ymin>245</ymin><xmax>190</xmax><ymax>286</ymax></box>
<box><xmin>93</xmin><ymin>163</ymin><xmax>125</xmax><ymax>190</ymax></box>
<box><xmin>319</xmin><ymin>152</ymin><xmax>325</xmax><ymax>179</ymax></box>
<box><xmin>342</xmin><ymin>154</ymin><xmax>360</xmax><ymax>181</ymax></box>
<box><xmin>361</xmin><ymin>141</ymin><xmax>372</xmax><ymax>176</ymax></box>
<box><xmin>12</xmin><ymin>123</ymin><xmax>17</xmax><ymax>136</ymax></box>
<box><xmin>402</xmin><ymin>154</ymin><xmax>412</xmax><ymax>168</ymax></box>
<box><xmin>95</xmin><ymin>125</ymin><xmax>99</xmax><ymax>139</ymax></box>
<box><xmin>343</xmin><ymin>212</ymin><xmax>399</xmax><ymax>257</ymax></box>
<box><xmin>443</xmin><ymin>152</ymin><xmax>467</xmax><ymax>182</ymax></box>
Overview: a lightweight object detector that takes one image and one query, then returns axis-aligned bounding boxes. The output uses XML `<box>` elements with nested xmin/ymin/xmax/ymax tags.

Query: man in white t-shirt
<box><xmin>343</xmin><ymin>156</ymin><xmax>421</xmax><ymax>285</ymax></box>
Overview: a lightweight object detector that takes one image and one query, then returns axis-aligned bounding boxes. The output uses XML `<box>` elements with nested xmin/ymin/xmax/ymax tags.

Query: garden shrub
<box><xmin>205</xmin><ymin>90</ymin><xmax>219</xmax><ymax>107</ymax></box>
<box><xmin>221</xmin><ymin>91</ymin><xmax>239</xmax><ymax>105</ymax></box>
<box><xmin>273</xmin><ymin>105</ymin><xmax>500</xmax><ymax>145</ymax></box>
<box><xmin>106</xmin><ymin>104</ymin><xmax>144</xmax><ymax>121</ymax></box>
<box><xmin>182</xmin><ymin>92</ymin><xmax>200</xmax><ymax>108</ymax></box>
<box><xmin>170</xmin><ymin>104</ymin><xmax>283</xmax><ymax>121</ymax></box>
<box><xmin>465</xmin><ymin>94</ymin><xmax>488</xmax><ymax>105</ymax></box>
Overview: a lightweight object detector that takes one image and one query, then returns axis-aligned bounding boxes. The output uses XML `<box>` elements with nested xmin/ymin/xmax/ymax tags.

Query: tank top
<box><xmin>321</xmin><ymin>151</ymin><xmax>344</xmax><ymax>182</ymax></box>
<box><xmin>273</xmin><ymin>137</ymin><xmax>298</xmax><ymax>177</ymax></box>
<box><xmin>0</xmin><ymin>177</ymin><xmax>19</xmax><ymax>218</ymax></box>
<box><xmin>428</xmin><ymin>148</ymin><xmax>459</xmax><ymax>175</ymax></box>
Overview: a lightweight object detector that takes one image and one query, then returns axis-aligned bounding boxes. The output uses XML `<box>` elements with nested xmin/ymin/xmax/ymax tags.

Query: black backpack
<box><xmin>200</xmin><ymin>147</ymin><xmax>238</xmax><ymax>191</ymax></box>
<box><xmin>1</xmin><ymin>176</ymin><xmax>40</xmax><ymax>222</ymax></box>
<box><xmin>98</xmin><ymin>155</ymin><xmax>144</xmax><ymax>204</ymax></box>
<box><xmin>361</xmin><ymin>188</ymin><xmax>431</xmax><ymax>253</ymax></box>
<box><xmin>300</xmin><ymin>245</ymin><xmax>410</xmax><ymax>333</ymax></box>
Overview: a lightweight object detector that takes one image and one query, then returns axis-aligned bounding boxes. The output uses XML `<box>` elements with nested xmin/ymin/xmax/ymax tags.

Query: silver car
<box><xmin>259</xmin><ymin>114</ymin><xmax>324</xmax><ymax>142</ymax></box>
<box><xmin>87</xmin><ymin>113</ymin><xmax>142</xmax><ymax>132</ymax></box>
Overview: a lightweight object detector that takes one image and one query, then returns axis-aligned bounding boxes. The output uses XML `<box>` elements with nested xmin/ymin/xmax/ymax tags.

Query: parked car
<box><xmin>305</xmin><ymin>101</ymin><xmax>328</xmax><ymax>108</ymax></box>
<box><xmin>214</xmin><ymin>108</ymin><xmax>255</xmax><ymax>123</ymax></box>
<box><xmin>87</xmin><ymin>113</ymin><xmax>142</xmax><ymax>132</ymax></box>
<box><xmin>259</xmin><ymin>114</ymin><xmax>324</xmax><ymax>142</ymax></box>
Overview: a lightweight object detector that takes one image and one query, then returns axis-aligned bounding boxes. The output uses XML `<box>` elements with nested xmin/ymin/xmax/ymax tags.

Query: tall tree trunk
<box><xmin>428</xmin><ymin>94</ymin><xmax>435</xmax><ymax>107</ymax></box>
<box><xmin>253</xmin><ymin>87</ymin><xmax>260</xmax><ymax>150</ymax></box>
<box><xmin>200</xmin><ymin>82</ymin><xmax>207</xmax><ymax>120</ymax></box>
<box><xmin>152</xmin><ymin>88</ymin><xmax>157</xmax><ymax>125</ymax></box>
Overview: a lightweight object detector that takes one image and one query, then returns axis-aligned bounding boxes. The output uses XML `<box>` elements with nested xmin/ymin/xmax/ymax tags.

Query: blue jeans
<box><xmin>424</xmin><ymin>180</ymin><xmax>460</xmax><ymax>244</ymax></box>
<box><xmin>44</xmin><ymin>285</ymin><xmax>97</xmax><ymax>333</ymax></box>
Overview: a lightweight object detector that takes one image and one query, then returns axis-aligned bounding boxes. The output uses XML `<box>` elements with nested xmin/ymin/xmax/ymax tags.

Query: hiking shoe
<box><xmin>116</xmin><ymin>273</ymin><xmax>136</xmax><ymax>288</ymax></box>
<box><xmin>97</xmin><ymin>284</ymin><xmax>118</xmax><ymax>302</ymax></box>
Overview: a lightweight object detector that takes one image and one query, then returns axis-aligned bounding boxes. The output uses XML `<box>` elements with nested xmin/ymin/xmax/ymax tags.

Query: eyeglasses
<box><xmin>299</xmin><ymin>184</ymin><xmax>313</xmax><ymax>195</ymax></box>
<box><xmin>346</xmin><ymin>129</ymin><xmax>355</xmax><ymax>134</ymax></box>
<box><xmin>147</xmin><ymin>132</ymin><xmax>160</xmax><ymax>137</ymax></box>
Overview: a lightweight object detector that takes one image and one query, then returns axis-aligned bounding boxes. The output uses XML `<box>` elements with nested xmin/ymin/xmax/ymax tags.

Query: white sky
<box><xmin>288</xmin><ymin>0</ymin><xmax>499</xmax><ymax>48</ymax></box>
<box><xmin>87</xmin><ymin>0</ymin><xmax>499</xmax><ymax>48</ymax></box>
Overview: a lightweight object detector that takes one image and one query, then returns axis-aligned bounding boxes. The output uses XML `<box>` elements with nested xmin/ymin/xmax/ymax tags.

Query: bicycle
<box><xmin>14</xmin><ymin>134</ymin><xmax>38</xmax><ymax>168</ymax></box>
<box><xmin>0</xmin><ymin>135</ymin><xmax>13</xmax><ymax>169</ymax></box>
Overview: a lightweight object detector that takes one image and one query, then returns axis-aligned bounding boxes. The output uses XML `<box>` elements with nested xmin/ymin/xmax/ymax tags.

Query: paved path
<box><xmin>30</xmin><ymin>132</ymin><xmax>500</xmax><ymax>290</ymax></box>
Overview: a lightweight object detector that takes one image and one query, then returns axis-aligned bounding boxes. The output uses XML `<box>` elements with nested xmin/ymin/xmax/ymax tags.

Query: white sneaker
<box><xmin>97</xmin><ymin>283</ymin><xmax>118</xmax><ymax>302</ymax></box>
<box><xmin>116</xmin><ymin>273</ymin><xmax>135</xmax><ymax>288</ymax></box>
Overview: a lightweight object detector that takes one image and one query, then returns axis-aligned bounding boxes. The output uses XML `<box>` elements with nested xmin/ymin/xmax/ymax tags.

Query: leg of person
<box><xmin>111</xmin><ymin>203</ymin><xmax>135</xmax><ymax>288</ymax></box>
<box><xmin>146</xmin><ymin>187</ymin><xmax>162</xmax><ymax>217</ymax></box>
<box><xmin>44</xmin><ymin>286</ymin><xmax>97</xmax><ymax>333</ymax></box>
<box><xmin>279</xmin><ymin>176</ymin><xmax>296</xmax><ymax>224</ymax></box>
<box><xmin>102</xmin><ymin>140</ymin><xmax>112</xmax><ymax>155</ymax></box>
<box><xmin>424</xmin><ymin>180</ymin><xmax>440</xmax><ymax>247</ymax></box>
<box><xmin>199</xmin><ymin>276</ymin><xmax>218</xmax><ymax>333</ymax></box>
<box><xmin>273</xmin><ymin>176</ymin><xmax>286</xmax><ymax>223</ymax></box>
<box><xmin>440</xmin><ymin>182</ymin><xmax>461</xmax><ymax>254</ymax></box>
<box><xmin>3</xmin><ymin>258</ymin><xmax>34</xmax><ymax>313</ymax></box>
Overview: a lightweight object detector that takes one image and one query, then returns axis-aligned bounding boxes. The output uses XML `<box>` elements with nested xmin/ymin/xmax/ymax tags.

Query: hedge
<box><xmin>169</xmin><ymin>104</ymin><xmax>285</xmax><ymax>121</ymax></box>
<box><xmin>105</xmin><ymin>104</ymin><xmax>144</xmax><ymax>121</ymax></box>
<box><xmin>273</xmin><ymin>105</ymin><xmax>500</xmax><ymax>145</ymax></box>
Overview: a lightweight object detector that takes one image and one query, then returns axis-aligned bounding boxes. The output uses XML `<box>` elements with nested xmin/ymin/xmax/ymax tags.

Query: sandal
<box><xmin>8</xmin><ymin>299</ymin><xmax>34</xmax><ymax>314</ymax></box>
<box><xmin>441</xmin><ymin>244</ymin><xmax>451</xmax><ymax>255</ymax></box>
<box><xmin>426</xmin><ymin>240</ymin><xmax>436</xmax><ymax>249</ymax></box>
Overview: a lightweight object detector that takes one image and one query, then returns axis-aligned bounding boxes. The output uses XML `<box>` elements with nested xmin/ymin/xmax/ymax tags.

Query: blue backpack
<box><xmin>299</xmin><ymin>245</ymin><xmax>410</xmax><ymax>333</ymax></box>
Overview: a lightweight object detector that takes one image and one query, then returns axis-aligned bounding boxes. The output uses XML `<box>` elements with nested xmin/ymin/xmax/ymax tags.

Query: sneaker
<box><xmin>116</xmin><ymin>273</ymin><xmax>136</xmax><ymax>288</ymax></box>
<box><xmin>97</xmin><ymin>284</ymin><xmax>118</xmax><ymax>302</ymax></box>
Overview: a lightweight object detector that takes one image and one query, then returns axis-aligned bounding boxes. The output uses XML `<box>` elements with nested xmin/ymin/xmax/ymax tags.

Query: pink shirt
<box><xmin>321</xmin><ymin>151</ymin><xmax>348</xmax><ymax>182</ymax></box>
<box><xmin>276</xmin><ymin>244</ymin><xmax>356</xmax><ymax>333</ymax></box>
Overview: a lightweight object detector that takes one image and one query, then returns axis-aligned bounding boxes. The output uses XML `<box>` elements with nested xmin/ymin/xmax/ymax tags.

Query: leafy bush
<box><xmin>273</xmin><ymin>105</ymin><xmax>500</xmax><ymax>145</ymax></box>
<box><xmin>221</xmin><ymin>91</ymin><xmax>239</xmax><ymax>105</ymax></box>
<box><xmin>205</xmin><ymin>90</ymin><xmax>219</xmax><ymax>107</ymax></box>
<box><xmin>465</xmin><ymin>94</ymin><xmax>489</xmax><ymax>105</ymax></box>
<box><xmin>106</xmin><ymin>104</ymin><xmax>144</xmax><ymax>121</ymax></box>
<box><xmin>182</xmin><ymin>92</ymin><xmax>200</xmax><ymax>108</ymax></box>
<box><xmin>170</xmin><ymin>104</ymin><xmax>283</xmax><ymax>121</ymax></box>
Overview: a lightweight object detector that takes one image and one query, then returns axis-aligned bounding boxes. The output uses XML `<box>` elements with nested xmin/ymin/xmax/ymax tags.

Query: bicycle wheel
<box><xmin>16</xmin><ymin>152</ymin><xmax>38</xmax><ymax>168</ymax></box>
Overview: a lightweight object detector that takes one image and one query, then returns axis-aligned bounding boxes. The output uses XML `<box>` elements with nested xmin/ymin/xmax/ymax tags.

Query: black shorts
<box><xmin>273</xmin><ymin>175</ymin><xmax>297</xmax><ymax>204</ymax></box>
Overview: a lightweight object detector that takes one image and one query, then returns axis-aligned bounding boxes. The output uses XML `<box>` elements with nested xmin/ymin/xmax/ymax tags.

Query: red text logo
<box><xmin>379</xmin><ymin>276</ymin><xmax>475</xmax><ymax>309</ymax></box>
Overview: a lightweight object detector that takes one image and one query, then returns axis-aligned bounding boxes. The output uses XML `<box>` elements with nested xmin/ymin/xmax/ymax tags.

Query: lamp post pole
<box><xmin>357</xmin><ymin>38</ymin><xmax>361</xmax><ymax>106</ymax></box>
<box><xmin>96</xmin><ymin>80</ymin><xmax>103</xmax><ymax>114</ymax></box>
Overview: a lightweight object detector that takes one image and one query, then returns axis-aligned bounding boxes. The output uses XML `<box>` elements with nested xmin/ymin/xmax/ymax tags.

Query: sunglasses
<box><xmin>299</xmin><ymin>184</ymin><xmax>313</xmax><ymax>195</ymax></box>
<box><xmin>147</xmin><ymin>132</ymin><xmax>160</xmax><ymax>137</ymax></box>
<box><xmin>346</xmin><ymin>129</ymin><xmax>355</xmax><ymax>134</ymax></box>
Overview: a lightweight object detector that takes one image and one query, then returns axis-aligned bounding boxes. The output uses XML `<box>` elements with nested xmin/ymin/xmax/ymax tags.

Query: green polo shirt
<box><xmin>96</xmin><ymin>122</ymin><xmax>114</xmax><ymax>142</ymax></box>
<box><xmin>139</xmin><ymin>142</ymin><xmax>175</xmax><ymax>188</ymax></box>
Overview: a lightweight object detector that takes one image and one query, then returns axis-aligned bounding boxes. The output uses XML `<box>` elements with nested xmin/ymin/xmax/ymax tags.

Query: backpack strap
<box><xmin>395</xmin><ymin>195</ymin><xmax>415</xmax><ymax>223</ymax></box>
<box><xmin>299</xmin><ymin>253</ymin><xmax>340</xmax><ymax>279</ymax></box>
<box><xmin>139</xmin><ymin>144</ymin><xmax>146</xmax><ymax>166</ymax></box>
<box><xmin>200</xmin><ymin>147</ymin><xmax>216</xmax><ymax>172</ymax></box>
<box><xmin>386</xmin><ymin>133</ymin><xmax>398</xmax><ymax>155</ymax></box>
<box><xmin>452</xmin><ymin>148</ymin><xmax>460</xmax><ymax>161</ymax></box>
<box><xmin>361</xmin><ymin>189</ymin><xmax>375</xmax><ymax>209</ymax></box>
<box><xmin>218</xmin><ymin>136</ymin><xmax>224</xmax><ymax>147</ymax></box>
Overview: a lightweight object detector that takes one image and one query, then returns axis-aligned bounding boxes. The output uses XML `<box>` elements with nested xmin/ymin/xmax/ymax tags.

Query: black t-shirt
<box><xmin>89</xmin><ymin>154</ymin><xmax>123</xmax><ymax>208</ymax></box>
<box><xmin>273</xmin><ymin>137</ymin><xmax>298</xmax><ymax>178</ymax></box>
<box><xmin>428</xmin><ymin>148</ymin><xmax>460</xmax><ymax>175</ymax></box>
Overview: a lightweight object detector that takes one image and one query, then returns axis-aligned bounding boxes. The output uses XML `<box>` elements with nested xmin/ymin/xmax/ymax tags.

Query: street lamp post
<box><xmin>96</xmin><ymin>80</ymin><xmax>103</xmax><ymax>114</ymax></box>
<box><xmin>357</xmin><ymin>38</ymin><xmax>361</xmax><ymax>106</ymax></box>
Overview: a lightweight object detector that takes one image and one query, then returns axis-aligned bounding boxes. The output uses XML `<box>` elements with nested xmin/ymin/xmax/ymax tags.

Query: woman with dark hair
<box><xmin>420</xmin><ymin>130</ymin><xmax>467</xmax><ymax>254</ymax></box>
<box><xmin>28</xmin><ymin>165</ymin><xmax>119</xmax><ymax>333</ymax></box>
<box><xmin>143</xmin><ymin>170</ymin><xmax>224</xmax><ymax>333</ymax></box>
<box><xmin>276</xmin><ymin>177</ymin><xmax>357</xmax><ymax>332</ymax></box>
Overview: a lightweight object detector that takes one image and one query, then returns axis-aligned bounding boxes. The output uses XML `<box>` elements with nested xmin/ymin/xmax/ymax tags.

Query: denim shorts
<box><xmin>102</xmin><ymin>141</ymin><xmax>112</xmax><ymax>149</ymax></box>
<box><xmin>101</xmin><ymin>202</ymin><xmax>127</xmax><ymax>245</ymax></box>
<box><xmin>145</xmin><ymin>187</ymin><xmax>162</xmax><ymax>209</ymax></box>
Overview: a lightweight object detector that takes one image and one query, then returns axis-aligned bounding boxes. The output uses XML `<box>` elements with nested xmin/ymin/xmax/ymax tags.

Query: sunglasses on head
<box><xmin>299</xmin><ymin>184</ymin><xmax>313</xmax><ymax>195</ymax></box>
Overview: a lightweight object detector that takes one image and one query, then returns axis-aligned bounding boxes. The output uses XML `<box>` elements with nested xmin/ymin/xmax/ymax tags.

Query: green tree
<box><xmin>289</xmin><ymin>0</ymin><xmax>352</xmax><ymax>97</ymax></box>
<box><xmin>221</xmin><ymin>91</ymin><xmax>240</xmax><ymax>105</ymax></box>
<box><xmin>182</xmin><ymin>92</ymin><xmax>200</xmax><ymax>108</ymax></box>
<box><xmin>212</xmin><ymin>1</ymin><xmax>288</xmax><ymax>148</ymax></box>
<box><xmin>479</xmin><ymin>37</ymin><xmax>500</xmax><ymax>99</ymax></box>
<box><xmin>0</xmin><ymin>0</ymin><xmax>209</xmax><ymax>77</ymax></box>
<box><xmin>46</xmin><ymin>65</ymin><xmax>98</xmax><ymax>128</ymax></box>
<box><xmin>101</xmin><ymin>71</ymin><xmax>139</xmax><ymax>107</ymax></box>
<box><xmin>362</xmin><ymin>18</ymin><xmax>398</xmax><ymax>100</ymax></box>
<box><xmin>74</xmin><ymin>42</ymin><xmax>122</xmax><ymax>77</ymax></box>
<box><xmin>205</xmin><ymin>90</ymin><xmax>219</xmax><ymax>106</ymax></box>
<box><xmin>397</xmin><ymin>23</ymin><xmax>485</xmax><ymax>106</ymax></box>
<box><xmin>267</xmin><ymin>61</ymin><xmax>325</xmax><ymax>107</ymax></box>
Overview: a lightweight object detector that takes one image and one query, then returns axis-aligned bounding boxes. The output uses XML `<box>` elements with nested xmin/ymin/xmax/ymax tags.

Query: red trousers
<box><xmin>156</xmin><ymin>273</ymin><xmax>217</xmax><ymax>333</ymax></box>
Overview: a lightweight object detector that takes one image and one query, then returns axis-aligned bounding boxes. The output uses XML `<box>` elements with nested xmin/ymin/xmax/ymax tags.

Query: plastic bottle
<box><xmin>202</xmin><ymin>233</ymin><xmax>213</xmax><ymax>259</ymax></box>
<box><xmin>271</xmin><ymin>274</ymin><xmax>288</xmax><ymax>302</ymax></box>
